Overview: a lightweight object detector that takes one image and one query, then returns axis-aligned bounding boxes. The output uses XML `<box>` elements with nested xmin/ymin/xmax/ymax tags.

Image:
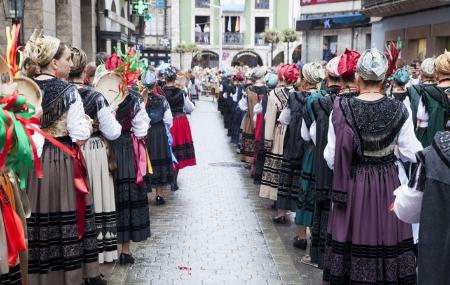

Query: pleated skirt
<box><xmin>26</xmin><ymin>139</ymin><xmax>99</xmax><ymax>285</ymax></box>
<box><xmin>111</xmin><ymin>134</ymin><xmax>151</xmax><ymax>244</ymax></box>
<box><xmin>82</xmin><ymin>136</ymin><xmax>118</xmax><ymax>263</ymax></box>
<box><xmin>147</xmin><ymin>122</ymin><xmax>174</xmax><ymax>186</ymax></box>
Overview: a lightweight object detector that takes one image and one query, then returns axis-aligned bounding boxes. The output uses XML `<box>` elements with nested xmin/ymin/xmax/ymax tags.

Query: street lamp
<box><xmin>2</xmin><ymin>0</ymin><xmax>24</xmax><ymax>23</ymax></box>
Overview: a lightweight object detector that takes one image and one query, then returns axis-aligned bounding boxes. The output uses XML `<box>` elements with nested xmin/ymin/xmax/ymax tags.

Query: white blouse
<box><xmin>163</xmin><ymin>108</ymin><xmax>173</xmax><ymax>129</ymax></box>
<box><xmin>301</xmin><ymin>118</ymin><xmax>312</xmax><ymax>142</ymax></box>
<box><xmin>97</xmin><ymin>106</ymin><xmax>122</xmax><ymax>141</ymax></box>
<box><xmin>416</xmin><ymin>99</ymin><xmax>429</xmax><ymax>128</ymax></box>
<box><xmin>67</xmin><ymin>92</ymin><xmax>92</xmax><ymax>142</ymax></box>
<box><xmin>131</xmin><ymin>102</ymin><xmax>151</xmax><ymax>138</ymax></box>
<box><xmin>393</xmin><ymin>165</ymin><xmax>423</xmax><ymax>224</ymax></box>
<box><xmin>324</xmin><ymin>111</ymin><xmax>423</xmax><ymax>170</ymax></box>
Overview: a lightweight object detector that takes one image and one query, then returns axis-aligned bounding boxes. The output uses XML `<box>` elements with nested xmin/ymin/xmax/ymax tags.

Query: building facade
<box><xmin>296</xmin><ymin>0</ymin><xmax>372</xmax><ymax>63</ymax></box>
<box><xmin>171</xmin><ymin>0</ymin><xmax>301</xmax><ymax>69</ymax></box>
<box><xmin>0</xmin><ymin>0</ymin><xmax>144</xmax><ymax>61</ymax></box>
<box><xmin>362</xmin><ymin>0</ymin><xmax>450</xmax><ymax>64</ymax></box>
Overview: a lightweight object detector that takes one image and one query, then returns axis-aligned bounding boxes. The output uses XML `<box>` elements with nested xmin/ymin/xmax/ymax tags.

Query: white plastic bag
<box><xmin>278</xmin><ymin>108</ymin><xmax>291</xmax><ymax>126</ymax></box>
<box><xmin>232</xmin><ymin>92</ymin><xmax>238</xmax><ymax>102</ymax></box>
<box><xmin>238</xmin><ymin>96</ymin><xmax>248</xmax><ymax>111</ymax></box>
<box><xmin>253</xmin><ymin>102</ymin><xmax>262</xmax><ymax>114</ymax></box>
<box><xmin>183</xmin><ymin>94</ymin><xmax>195</xmax><ymax>113</ymax></box>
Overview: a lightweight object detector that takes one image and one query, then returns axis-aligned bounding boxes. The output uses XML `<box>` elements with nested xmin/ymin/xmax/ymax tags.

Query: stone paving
<box><xmin>107</xmin><ymin>97</ymin><xmax>322</xmax><ymax>285</ymax></box>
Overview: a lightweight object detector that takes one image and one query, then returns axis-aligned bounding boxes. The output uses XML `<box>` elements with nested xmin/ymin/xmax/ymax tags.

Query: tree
<box><xmin>261</xmin><ymin>29</ymin><xmax>280</xmax><ymax>67</ymax></box>
<box><xmin>281</xmin><ymin>28</ymin><xmax>298</xmax><ymax>64</ymax></box>
<box><xmin>175</xmin><ymin>43</ymin><xmax>200</xmax><ymax>70</ymax></box>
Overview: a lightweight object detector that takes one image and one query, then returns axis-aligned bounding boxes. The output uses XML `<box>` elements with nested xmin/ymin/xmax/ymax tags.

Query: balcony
<box><xmin>255</xmin><ymin>34</ymin><xmax>268</xmax><ymax>46</ymax></box>
<box><xmin>223</xmin><ymin>33</ymin><xmax>244</xmax><ymax>45</ymax></box>
<box><xmin>362</xmin><ymin>0</ymin><xmax>448</xmax><ymax>17</ymax></box>
<box><xmin>255</xmin><ymin>0</ymin><xmax>269</xmax><ymax>9</ymax></box>
<box><xmin>195</xmin><ymin>0</ymin><xmax>210</xmax><ymax>8</ymax></box>
<box><xmin>195</xmin><ymin>32</ymin><xmax>211</xmax><ymax>45</ymax></box>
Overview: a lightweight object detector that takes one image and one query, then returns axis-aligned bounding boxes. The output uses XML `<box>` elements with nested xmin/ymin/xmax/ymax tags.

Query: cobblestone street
<box><xmin>108</xmin><ymin>97</ymin><xmax>322</xmax><ymax>285</ymax></box>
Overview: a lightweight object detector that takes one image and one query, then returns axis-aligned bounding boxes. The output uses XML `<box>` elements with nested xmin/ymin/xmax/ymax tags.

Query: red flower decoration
<box><xmin>105</xmin><ymin>52</ymin><xmax>119</xmax><ymax>71</ymax></box>
<box><xmin>338</xmin><ymin>49</ymin><xmax>361</xmax><ymax>78</ymax></box>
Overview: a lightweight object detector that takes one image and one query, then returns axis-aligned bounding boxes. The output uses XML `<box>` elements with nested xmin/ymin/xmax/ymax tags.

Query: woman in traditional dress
<box><xmin>69</xmin><ymin>47</ymin><xmax>122</xmax><ymax>264</ymax></box>
<box><xmin>25</xmin><ymin>34</ymin><xmax>105</xmax><ymax>284</ymax></box>
<box><xmin>142</xmin><ymin>69</ymin><xmax>174</xmax><ymax>205</ymax></box>
<box><xmin>393</xmin><ymin>130</ymin><xmax>450</xmax><ymax>285</ymax></box>
<box><xmin>276</xmin><ymin>65</ymin><xmax>303</xmax><ymax>222</ymax></box>
<box><xmin>416</xmin><ymin>52</ymin><xmax>450</xmax><ymax>147</ymax></box>
<box><xmin>391</xmin><ymin>68</ymin><xmax>413</xmax><ymax>114</ymax></box>
<box><xmin>407</xmin><ymin>58</ymin><xmax>436</xmax><ymax>126</ymax></box>
<box><xmin>308</xmin><ymin>56</ymin><xmax>341</xmax><ymax>267</ymax></box>
<box><xmin>253</xmin><ymin>71</ymin><xmax>279</xmax><ymax>184</ymax></box>
<box><xmin>322</xmin><ymin>48</ymin><xmax>422</xmax><ymax>284</ymax></box>
<box><xmin>240</xmin><ymin>67</ymin><xmax>267</xmax><ymax>165</ymax></box>
<box><xmin>110</xmin><ymin>75</ymin><xmax>151</xmax><ymax>264</ymax></box>
<box><xmin>309</xmin><ymin>50</ymin><xmax>359</xmax><ymax>267</ymax></box>
<box><xmin>162</xmin><ymin>65</ymin><xmax>196</xmax><ymax>191</ymax></box>
<box><xmin>296</xmin><ymin>62</ymin><xmax>325</xmax><ymax>250</ymax></box>
<box><xmin>259</xmin><ymin>66</ymin><xmax>296</xmax><ymax>203</ymax></box>
<box><xmin>230</xmin><ymin>72</ymin><xmax>246</xmax><ymax>146</ymax></box>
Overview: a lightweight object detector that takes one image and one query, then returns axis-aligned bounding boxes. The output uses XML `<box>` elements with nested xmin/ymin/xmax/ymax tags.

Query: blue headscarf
<box><xmin>265</xmin><ymin>71</ymin><xmax>278</xmax><ymax>89</ymax></box>
<box><xmin>393</xmin><ymin>68</ymin><xmax>410</xmax><ymax>86</ymax></box>
<box><xmin>142</xmin><ymin>69</ymin><xmax>157</xmax><ymax>87</ymax></box>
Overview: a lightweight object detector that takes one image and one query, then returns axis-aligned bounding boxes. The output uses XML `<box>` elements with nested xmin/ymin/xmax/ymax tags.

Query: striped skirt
<box><xmin>26</xmin><ymin>138</ymin><xmax>99</xmax><ymax>285</ymax></box>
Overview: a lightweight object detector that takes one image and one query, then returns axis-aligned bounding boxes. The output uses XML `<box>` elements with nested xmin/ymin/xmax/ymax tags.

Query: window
<box><xmin>224</xmin><ymin>16</ymin><xmax>243</xmax><ymax>45</ymax></box>
<box><xmin>254</xmin><ymin>17</ymin><xmax>269</xmax><ymax>45</ymax></box>
<box><xmin>323</xmin><ymin>36</ymin><xmax>337</xmax><ymax>61</ymax></box>
<box><xmin>255</xmin><ymin>0</ymin><xmax>269</xmax><ymax>9</ymax></box>
<box><xmin>418</xmin><ymin>38</ymin><xmax>427</xmax><ymax>60</ymax></box>
<box><xmin>195</xmin><ymin>16</ymin><xmax>210</xmax><ymax>45</ymax></box>
<box><xmin>195</xmin><ymin>0</ymin><xmax>210</xmax><ymax>8</ymax></box>
<box><xmin>436</xmin><ymin>37</ymin><xmax>450</xmax><ymax>56</ymax></box>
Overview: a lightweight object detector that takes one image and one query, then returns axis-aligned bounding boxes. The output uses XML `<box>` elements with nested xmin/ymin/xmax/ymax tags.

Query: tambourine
<box><xmin>94</xmin><ymin>72</ymin><xmax>125</xmax><ymax>107</ymax></box>
<box><xmin>13</xmin><ymin>77</ymin><xmax>43</xmax><ymax>112</ymax></box>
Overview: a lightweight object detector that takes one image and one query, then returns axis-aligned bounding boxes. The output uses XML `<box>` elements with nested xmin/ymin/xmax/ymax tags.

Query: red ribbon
<box><xmin>72</xmin><ymin>144</ymin><xmax>90</xmax><ymax>239</ymax></box>
<box><xmin>0</xmin><ymin>189</ymin><xmax>26</xmax><ymax>266</ymax></box>
<box><xmin>131</xmin><ymin>134</ymin><xmax>147</xmax><ymax>185</ymax></box>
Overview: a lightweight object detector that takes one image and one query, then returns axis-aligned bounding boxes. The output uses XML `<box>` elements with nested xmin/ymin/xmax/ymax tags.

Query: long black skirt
<box><xmin>111</xmin><ymin>134</ymin><xmax>151</xmax><ymax>244</ymax></box>
<box><xmin>147</xmin><ymin>122</ymin><xmax>174</xmax><ymax>187</ymax></box>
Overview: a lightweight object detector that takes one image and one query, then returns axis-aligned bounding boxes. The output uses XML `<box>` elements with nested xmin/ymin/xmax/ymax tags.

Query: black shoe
<box><xmin>85</xmin><ymin>275</ymin><xmax>107</xmax><ymax>285</ymax></box>
<box><xmin>271</xmin><ymin>201</ymin><xmax>277</xmax><ymax>210</ymax></box>
<box><xmin>293</xmin><ymin>237</ymin><xmax>307</xmax><ymax>250</ymax></box>
<box><xmin>272</xmin><ymin>216</ymin><xmax>287</xmax><ymax>224</ymax></box>
<box><xmin>119</xmin><ymin>253</ymin><xmax>135</xmax><ymax>265</ymax></box>
<box><xmin>171</xmin><ymin>184</ymin><xmax>179</xmax><ymax>191</ymax></box>
<box><xmin>155</xmin><ymin>196</ymin><xmax>166</xmax><ymax>206</ymax></box>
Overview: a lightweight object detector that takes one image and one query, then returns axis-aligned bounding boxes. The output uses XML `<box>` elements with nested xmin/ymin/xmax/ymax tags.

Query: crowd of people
<box><xmin>216</xmin><ymin>47</ymin><xmax>450</xmax><ymax>284</ymax></box>
<box><xmin>0</xmin><ymin>26</ymin><xmax>197</xmax><ymax>285</ymax></box>
<box><xmin>0</xmin><ymin>22</ymin><xmax>449</xmax><ymax>285</ymax></box>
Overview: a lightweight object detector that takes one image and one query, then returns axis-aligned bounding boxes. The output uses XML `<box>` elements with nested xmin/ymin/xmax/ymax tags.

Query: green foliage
<box><xmin>280</xmin><ymin>28</ymin><xmax>297</xmax><ymax>43</ymax></box>
<box><xmin>261</xmin><ymin>29</ymin><xmax>280</xmax><ymax>44</ymax></box>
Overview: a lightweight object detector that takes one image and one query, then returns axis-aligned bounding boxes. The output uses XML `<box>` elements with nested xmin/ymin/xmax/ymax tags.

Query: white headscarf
<box><xmin>420</xmin><ymin>58</ymin><xmax>435</xmax><ymax>78</ymax></box>
<box><xmin>302</xmin><ymin>62</ymin><xmax>325</xmax><ymax>85</ymax></box>
<box><xmin>326</xmin><ymin>56</ymin><xmax>341</xmax><ymax>78</ymax></box>
<box><xmin>356</xmin><ymin>48</ymin><xmax>388</xmax><ymax>81</ymax></box>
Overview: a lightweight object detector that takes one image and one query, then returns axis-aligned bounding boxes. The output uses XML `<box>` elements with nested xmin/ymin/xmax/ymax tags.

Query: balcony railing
<box><xmin>195</xmin><ymin>32</ymin><xmax>210</xmax><ymax>45</ymax></box>
<box><xmin>361</xmin><ymin>0</ymin><xmax>447</xmax><ymax>17</ymax></box>
<box><xmin>255</xmin><ymin>0</ymin><xmax>270</xmax><ymax>9</ymax></box>
<box><xmin>223</xmin><ymin>33</ymin><xmax>244</xmax><ymax>45</ymax></box>
<box><xmin>195</xmin><ymin>0</ymin><xmax>210</xmax><ymax>8</ymax></box>
<box><xmin>362</xmin><ymin>0</ymin><xmax>404</xmax><ymax>8</ymax></box>
<box><xmin>255</xmin><ymin>34</ymin><xmax>268</xmax><ymax>46</ymax></box>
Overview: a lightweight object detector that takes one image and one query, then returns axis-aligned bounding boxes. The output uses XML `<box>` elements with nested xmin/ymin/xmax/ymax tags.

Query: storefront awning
<box><xmin>296</xmin><ymin>13</ymin><xmax>370</xmax><ymax>31</ymax></box>
<box><xmin>221</xmin><ymin>0</ymin><xmax>245</xmax><ymax>12</ymax></box>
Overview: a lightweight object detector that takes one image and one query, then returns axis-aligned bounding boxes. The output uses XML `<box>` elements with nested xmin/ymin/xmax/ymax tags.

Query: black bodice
<box><xmin>163</xmin><ymin>86</ymin><xmax>185</xmax><ymax>114</ymax></box>
<box><xmin>34</xmin><ymin>78</ymin><xmax>78</xmax><ymax>128</ymax></box>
